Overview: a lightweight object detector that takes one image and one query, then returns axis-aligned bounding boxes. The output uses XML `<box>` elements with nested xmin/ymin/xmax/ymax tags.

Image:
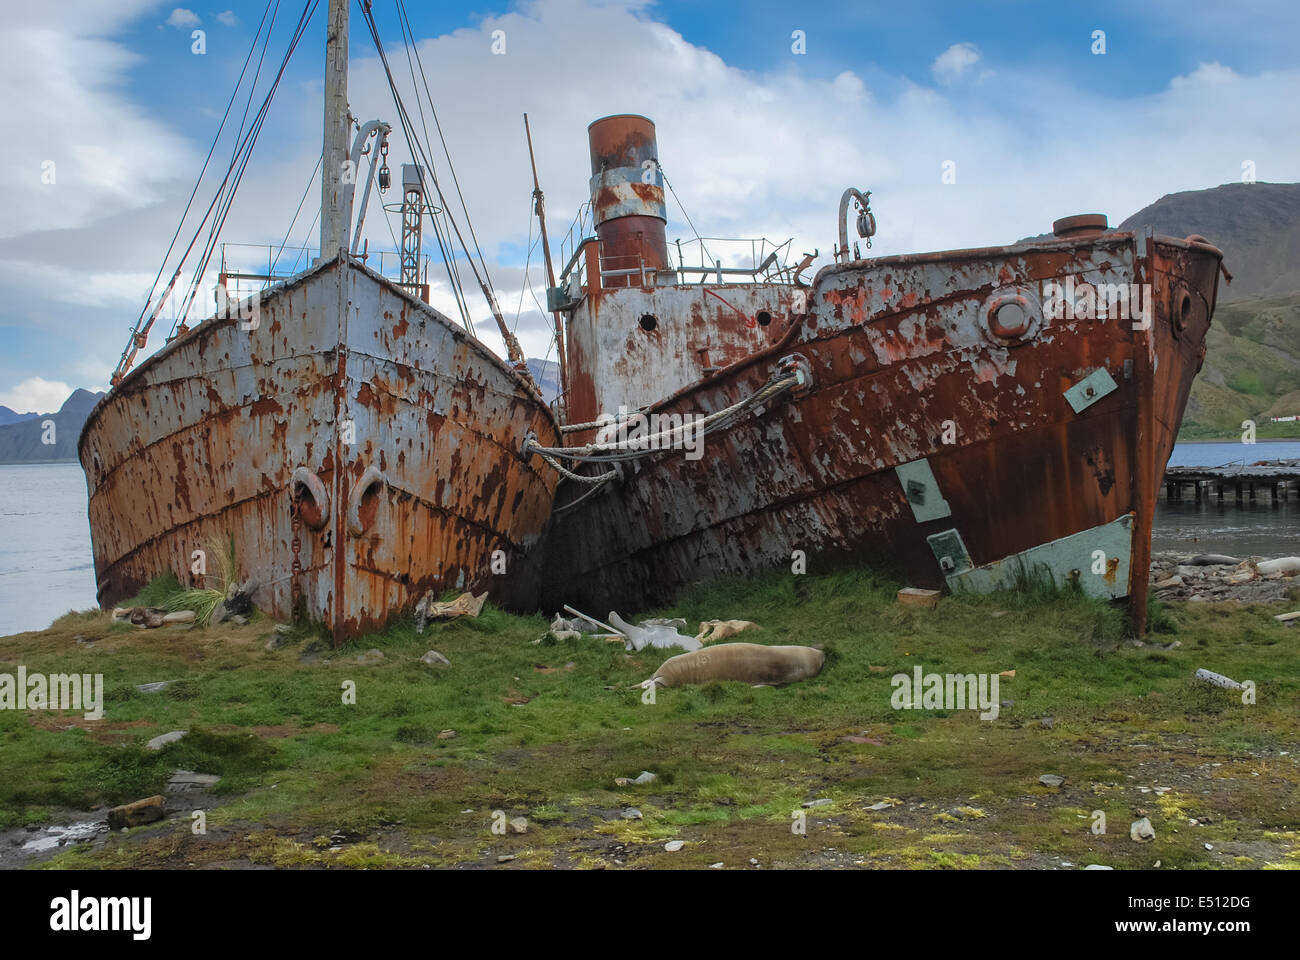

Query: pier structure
<box><xmin>1162</xmin><ymin>459</ymin><xmax>1300</xmax><ymax>502</ymax></box>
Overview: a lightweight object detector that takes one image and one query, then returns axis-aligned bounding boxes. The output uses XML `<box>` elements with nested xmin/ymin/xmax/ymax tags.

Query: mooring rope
<box><xmin>527</xmin><ymin>371</ymin><xmax>801</xmax><ymax>465</ymax></box>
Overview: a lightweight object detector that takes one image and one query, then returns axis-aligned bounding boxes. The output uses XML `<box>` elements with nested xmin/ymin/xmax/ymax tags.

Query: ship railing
<box><xmin>553</xmin><ymin>234</ymin><xmax>801</xmax><ymax>309</ymax></box>
<box><xmin>216</xmin><ymin>242</ymin><xmax>433</xmax><ymax>299</ymax></box>
<box><xmin>558</xmin><ymin>202</ymin><xmax>593</xmax><ymax>273</ymax></box>
<box><xmin>669</xmin><ymin>236</ymin><xmax>799</xmax><ymax>285</ymax></box>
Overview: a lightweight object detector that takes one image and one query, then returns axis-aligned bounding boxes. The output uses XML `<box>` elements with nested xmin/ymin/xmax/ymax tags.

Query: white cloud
<box><xmin>1170</xmin><ymin>61</ymin><xmax>1239</xmax><ymax>89</ymax></box>
<box><xmin>0</xmin><ymin>377</ymin><xmax>74</xmax><ymax>414</ymax></box>
<box><xmin>832</xmin><ymin>70</ymin><xmax>867</xmax><ymax>102</ymax></box>
<box><xmin>931</xmin><ymin>42</ymin><xmax>981</xmax><ymax>84</ymax></box>
<box><xmin>1</xmin><ymin>0</ymin><xmax>1299</xmax><ymax>385</ymax></box>
<box><xmin>215</xmin><ymin>11</ymin><xmax>239</xmax><ymax>28</ymax></box>
<box><xmin>165</xmin><ymin>8</ymin><xmax>201</xmax><ymax>29</ymax></box>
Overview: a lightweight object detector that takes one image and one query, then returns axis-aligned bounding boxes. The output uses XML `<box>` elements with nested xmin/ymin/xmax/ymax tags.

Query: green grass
<box><xmin>2</xmin><ymin>567</ymin><xmax>1297</xmax><ymax>869</ymax></box>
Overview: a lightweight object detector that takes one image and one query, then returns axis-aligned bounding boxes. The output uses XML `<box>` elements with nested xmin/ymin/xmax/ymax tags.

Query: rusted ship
<box><xmin>79</xmin><ymin>0</ymin><xmax>558</xmax><ymax>642</ymax></box>
<box><xmin>538</xmin><ymin>116</ymin><xmax>1224</xmax><ymax>634</ymax></box>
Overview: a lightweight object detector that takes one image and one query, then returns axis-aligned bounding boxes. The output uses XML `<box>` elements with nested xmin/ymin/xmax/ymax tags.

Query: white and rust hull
<box><xmin>79</xmin><ymin>256</ymin><xmax>558</xmax><ymax>642</ymax></box>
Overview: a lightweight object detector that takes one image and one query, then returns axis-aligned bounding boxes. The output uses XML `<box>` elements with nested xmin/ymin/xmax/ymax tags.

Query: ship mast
<box><xmin>320</xmin><ymin>0</ymin><xmax>350</xmax><ymax>259</ymax></box>
<box><xmin>524</xmin><ymin>113</ymin><xmax>568</xmax><ymax>417</ymax></box>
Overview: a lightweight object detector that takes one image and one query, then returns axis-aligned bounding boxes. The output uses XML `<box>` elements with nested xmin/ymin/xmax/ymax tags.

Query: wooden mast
<box><xmin>524</xmin><ymin>113</ymin><xmax>567</xmax><ymax>417</ymax></box>
<box><xmin>320</xmin><ymin>0</ymin><xmax>350</xmax><ymax>259</ymax></box>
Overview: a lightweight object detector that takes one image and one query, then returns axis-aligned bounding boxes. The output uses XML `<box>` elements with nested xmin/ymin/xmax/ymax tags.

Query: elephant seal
<box><xmin>637</xmin><ymin>642</ymin><xmax>825</xmax><ymax>688</ymax></box>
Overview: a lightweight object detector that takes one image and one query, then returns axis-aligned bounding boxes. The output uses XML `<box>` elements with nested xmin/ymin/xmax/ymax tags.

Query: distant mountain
<box><xmin>526</xmin><ymin>358</ymin><xmax>560</xmax><ymax>404</ymax></box>
<box><xmin>1179</xmin><ymin>291</ymin><xmax>1300</xmax><ymax>439</ymax></box>
<box><xmin>0</xmin><ymin>406</ymin><xmax>40</xmax><ymax>427</ymax></box>
<box><xmin>0</xmin><ymin>389</ymin><xmax>104</xmax><ymax>463</ymax></box>
<box><xmin>1020</xmin><ymin>183</ymin><xmax>1300</xmax><ymax>438</ymax></box>
<box><xmin>1114</xmin><ymin>183</ymin><xmax>1300</xmax><ymax>438</ymax></box>
<box><xmin>1117</xmin><ymin>182</ymin><xmax>1300</xmax><ymax>302</ymax></box>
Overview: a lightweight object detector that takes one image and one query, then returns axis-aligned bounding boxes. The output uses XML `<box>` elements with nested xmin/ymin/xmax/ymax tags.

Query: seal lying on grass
<box><xmin>636</xmin><ymin>642</ymin><xmax>825</xmax><ymax>688</ymax></box>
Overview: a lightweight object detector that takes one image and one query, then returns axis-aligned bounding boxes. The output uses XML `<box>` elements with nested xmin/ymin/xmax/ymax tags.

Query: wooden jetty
<box><xmin>1163</xmin><ymin>459</ymin><xmax>1300</xmax><ymax>502</ymax></box>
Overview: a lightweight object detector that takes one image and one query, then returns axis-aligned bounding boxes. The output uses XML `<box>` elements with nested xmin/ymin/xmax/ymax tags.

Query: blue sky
<box><xmin>112</xmin><ymin>1</ymin><xmax>1299</xmax><ymax>152</ymax></box>
<box><xmin>1</xmin><ymin>0</ymin><xmax>1297</xmax><ymax>412</ymax></box>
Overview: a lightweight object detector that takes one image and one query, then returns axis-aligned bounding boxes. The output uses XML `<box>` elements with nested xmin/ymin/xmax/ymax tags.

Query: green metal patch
<box><xmin>945</xmin><ymin>514</ymin><xmax>1135</xmax><ymax>600</ymax></box>
<box><xmin>896</xmin><ymin>458</ymin><xmax>952</xmax><ymax>522</ymax></box>
<box><xmin>1063</xmin><ymin>367</ymin><xmax>1118</xmax><ymax>413</ymax></box>
<box><xmin>926</xmin><ymin>528</ymin><xmax>972</xmax><ymax>575</ymax></box>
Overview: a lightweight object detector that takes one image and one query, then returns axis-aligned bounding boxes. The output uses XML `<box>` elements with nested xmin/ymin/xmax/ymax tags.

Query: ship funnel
<box><xmin>587</xmin><ymin>114</ymin><xmax>669</xmax><ymax>287</ymax></box>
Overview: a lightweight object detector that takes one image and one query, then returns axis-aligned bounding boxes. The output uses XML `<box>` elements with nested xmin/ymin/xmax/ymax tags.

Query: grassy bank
<box><xmin>1</xmin><ymin>569</ymin><xmax>1297</xmax><ymax>870</ymax></box>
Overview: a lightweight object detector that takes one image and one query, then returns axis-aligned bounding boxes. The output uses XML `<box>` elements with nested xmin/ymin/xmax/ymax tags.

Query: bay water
<box><xmin>1</xmin><ymin>445</ymin><xmax>1297</xmax><ymax>636</ymax></box>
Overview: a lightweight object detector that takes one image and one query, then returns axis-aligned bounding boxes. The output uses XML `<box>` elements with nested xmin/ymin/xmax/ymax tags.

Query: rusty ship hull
<box><xmin>79</xmin><ymin>255</ymin><xmax>558</xmax><ymax>641</ymax></box>
<box><xmin>545</xmin><ymin>227</ymin><xmax>1221</xmax><ymax>634</ymax></box>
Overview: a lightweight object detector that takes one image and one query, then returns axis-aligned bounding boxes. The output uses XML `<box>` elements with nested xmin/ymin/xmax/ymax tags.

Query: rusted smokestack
<box><xmin>588</xmin><ymin>115</ymin><xmax>669</xmax><ymax>287</ymax></box>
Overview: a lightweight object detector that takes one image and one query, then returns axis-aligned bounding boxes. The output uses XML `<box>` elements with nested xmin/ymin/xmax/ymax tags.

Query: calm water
<box><xmin>1155</xmin><ymin>439</ymin><xmax>1300</xmax><ymax>557</ymax></box>
<box><xmin>0</xmin><ymin>462</ymin><xmax>97</xmax><ymax>636</ymax></box>
<box><xmin>0</xmin><ymin>445</ymin><xmax>1297</xmax><ymax>636</ymax></box>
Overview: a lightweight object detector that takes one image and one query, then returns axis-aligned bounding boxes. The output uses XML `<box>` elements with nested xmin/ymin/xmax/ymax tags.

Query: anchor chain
<box><xmin>290</xmin><ymin>488</ymin><xmax>303</xmax><ymax>616</ymax></box>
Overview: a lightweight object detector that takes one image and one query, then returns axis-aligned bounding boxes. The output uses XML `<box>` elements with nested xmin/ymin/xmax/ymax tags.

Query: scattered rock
<box><xmin>437</xmin><ymin>729</ymin><xmax>456</xmax><ymax>740</ymax></box>
<box><xmin>420</xmin><ymin>650</ymin><xmax>451</xmax><ymax>667</ymax></box>
<box><xmin>802</xmin><ymin>798</ymin><xmax>833</xmax><ymax>808</ymax></box>
<box><xmin>135</xmin><ymin>681</ymin><xmax>173</xmax><ymax>694</ymax></box>
<box><xmin>146</xmin><ymin>731</ymin><xmax>187</xmax><ymax>751</ymax></box>
<box><xmin>1039</xmin><ymin>774</ymin><xmax>1065</xmax><ymax>788</ymax></box>
<box><xmin>161</xmin><ymin>610</ymin><xmax>195</xmax><ymax>624</ymax></box>
<box><xmin>708</xmin><ymin>862</ymin><xmax>724</xmax><ymax>869</ymax></box>
<box><xmin>615</xmin><ymin>770</ymin><xmax>657</xmax><ymax>786</ymax></box>
<box><xmin>107</xmin><ymin>795</ymin><xmax>165</xmax><ymax>829</ymax></box>
<box><xmin>229</xmin><ymin>614</ymin><xmax>249</xmax><ymax>626</ymax></box>
<box><xmin>224</xmin><ymin>579</ymin><xmax>257</xmax><ymax>619</ymax></box>
<box><xmin>508</xmin><ymin>817</ymin><xmax>528</xmax><ymax>835</ymax></box>
<box><xmin>866</xmin><ymin>801</ymin><xmax>896</xmax><ymax>811</ymax></box>
<box><xmin>664</xmin><ymin>840</ymin><xmax>685</xmax><ymax>852</ymax></box>
<box><xmin>1084</xmin><ymin>864</ymin><xmax>1114</xmax><ymax>870</ymax></box>
<box><xmin>1154</xmin><ymin>575</ymin><xmax>1183</xmax><ymax>589</ymax></box>
<box><xmin>622</xmin><ymin>808</ymin><xmax>642</xmax><ymax>820</ymax></box>
<box><xmin>1039</xmin><ymin>717</ymin><xmax>1055</xmax><ymax>729</ymax></box>
<box><xmin>1130</xmin><ymin>817</ymin><xmax>1156</xmax><ymax>842</ymax></box>
<box><xmin>355</xmin><ymin>649</ymin><xmax>385</xmax><ymax>666</ymax></box>
<box><xmin>497</xmin><ymin>854</ymin><xmax>516</xmax><ymax>863</ymax></box>
<box><xmin>123</xmin><ymin>606</ymin><xmax>169</xmax><ymax>629</ymax></box>
<box><xmin>166</xmin><ymin>770</ymin><xmax>220</xmax><ymax>792</ymax></box>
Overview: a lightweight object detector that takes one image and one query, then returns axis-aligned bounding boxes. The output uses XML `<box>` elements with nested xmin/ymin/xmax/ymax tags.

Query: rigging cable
<box><xmin>113</xmin><ymin>0</ymin><xmax>279</xmax><ymax>382</ymax></box>
<box><xmin>271</xmin><ymin>151</ymin><xmax>324</xmax><ymax>275</ymax></box>
<box><xmin>174</xmin><ymin>0</ymin><xmax>321</xmax><ymax>330</ymax></box>
<box><xmin>362</xmin><ymin>3</ymin><xmax>520</xmax><ymax>355</ymax></box>
<box><xmin>394</xmin><ymin>0</ymin><xmax>499</xmax><ymax>297</ymax></box>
